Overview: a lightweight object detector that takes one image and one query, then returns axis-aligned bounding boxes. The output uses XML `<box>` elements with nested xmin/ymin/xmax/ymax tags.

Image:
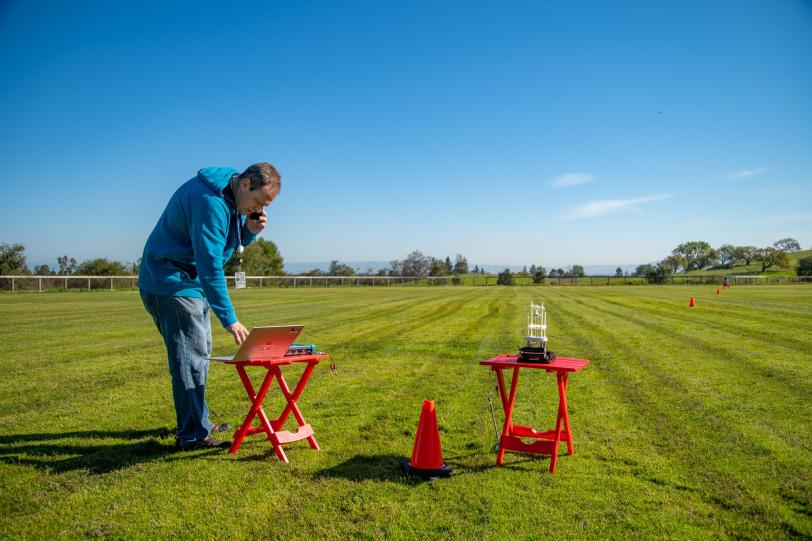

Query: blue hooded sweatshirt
<box><xmin>138</xmin><ymin>167</ymin><xmax>257</xmax><ymax>327</ymax></box>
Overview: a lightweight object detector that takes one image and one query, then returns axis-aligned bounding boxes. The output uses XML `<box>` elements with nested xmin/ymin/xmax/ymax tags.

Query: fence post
<box><xmin>110</xmin><ymin>277</ymin><xmax>114</xmax><ymax>290</ymax></box>
<box><xmin>65</xmin><ymin>276</ymin><xmax>68</xmax><ymax>289</ymax></box>
<box><xmin>87</xmin><ymin>277</ymin><xmax>91</xmax><ymax>290</ymax></box>
<box><xmin>38</xmin><ymin>277</ymin><xmax>42</xmax><ymax>292</ymax></box>
<box><xmin>11</xmin><ymin>277</ymin><xmax>14</xmax><ymax>292</ymax></box>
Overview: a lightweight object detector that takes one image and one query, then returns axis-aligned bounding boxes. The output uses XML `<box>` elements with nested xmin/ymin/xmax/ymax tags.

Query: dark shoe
<box><xmin>177</xmin><ymin>436</ymin><xmax>231</xmax><ymax>451</ymax></box>
<box><xmin>211</xmin><ymin>423</ymin><xmax>232</xmax><ymax>434</ymax></box>
<box><xmin>172</xmin><ymin>423</ymin><xmax>232</xmax><ymax>436</ymax></box>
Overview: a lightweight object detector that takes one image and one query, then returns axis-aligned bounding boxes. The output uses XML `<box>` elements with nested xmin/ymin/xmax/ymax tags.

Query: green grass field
<box><xmin>1</xmin><ymin>286</ymin><xmax>810</xmax><ymax>539</ymax></box>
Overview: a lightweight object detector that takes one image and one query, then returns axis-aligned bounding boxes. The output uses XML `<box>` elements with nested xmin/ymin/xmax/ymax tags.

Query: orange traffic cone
<box><xmin>716</xmin><ymin>288</ymin><xmax>720</xmax><ymax>295</ymax></box>
<box><xmin>689</xmin><ymin>296</ymin><xmax>696</xmax><ymax>307</ymax></box>
<box><xmin>403</xmin><ymin>400</ymin><xmax>453</xmax><ymax>479</ymax></box>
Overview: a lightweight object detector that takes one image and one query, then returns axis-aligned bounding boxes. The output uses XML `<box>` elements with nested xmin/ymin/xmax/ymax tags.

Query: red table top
<box><xmin>480</xmin><ymin>354</ymin><xmax>589</xmax><ymax>372</ymax></box>
<box><xmin>235</xmin><ymin>353</ymin><xmax>330</xmax><ymax>366</ymax></box>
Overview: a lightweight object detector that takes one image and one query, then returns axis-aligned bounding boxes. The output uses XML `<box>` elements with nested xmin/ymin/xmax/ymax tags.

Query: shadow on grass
<box><xmin>0</xmin><ymin>427</ymin><xmax>216</xmax><ymax>475</ymax></box>
<box><xmin>313</xmin><ymin>452</ymin><xmax>552</xmax><ymax>483</ymax></box>
<box><xmin>314</xmin><ymin>454</ymin><xmax>423</xmax><ymax>484</ymax></box>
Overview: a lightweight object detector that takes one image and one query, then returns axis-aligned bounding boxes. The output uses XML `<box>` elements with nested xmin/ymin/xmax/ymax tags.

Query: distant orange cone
<box><xmin>689</xmin><ymin>296</ymin><xmax>696</xmax><ymax>307</ymax></box>
<box><xmin>402</xmin><ymin>400</ymin><xmax>453</xmax><ymax>479</ymax></box>
<box><xmin>716</xmin><ymin>288</ymin><xmax>720</xmax><ymax>295</ymax></box>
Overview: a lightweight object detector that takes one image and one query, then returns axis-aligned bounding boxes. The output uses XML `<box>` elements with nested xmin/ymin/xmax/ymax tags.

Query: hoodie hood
<box><xmin>197</xmin><ymin>167</ymin><xmax>240</xmax><ymax>195</ymax></box>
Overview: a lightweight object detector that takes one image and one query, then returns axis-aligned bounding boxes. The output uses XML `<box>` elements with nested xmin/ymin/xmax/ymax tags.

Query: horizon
<box><xmin>2</xmin><ymin>1</ymin><xmax>811</xmax><ymax>268</ymax></box>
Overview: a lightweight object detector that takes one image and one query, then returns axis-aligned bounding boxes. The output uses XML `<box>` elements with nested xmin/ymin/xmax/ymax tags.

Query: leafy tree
<box><xmin>773</xmin><ymin>238</ymin><xmax>801</xmax><ymax>252</ymax></box>
<box><xmin>302</xmin><ymin>268</ymin><xmax>324</xmax><ymax>276</ymax></box>
<box><xmin>565</xmin><ymin>265</ymin><xmax>585</xmax><ymax>277</ymax></box>
<box><xmin>532</xmin><ymin>266</ymin><xmax>546</xmax><ymax>284</ymax></box>
<box><xmin>326</xmin><ymin>260</ymin><xmax>354</xmax><ymax>276</ymax></box>
<box><xmin>796</xmin><ymin>256</ymin><xmax>812</xmax><ymax>277</ymax></box>
<box><xmin>453</xmin><ymin>254</ymin><xmax>469</xmax><ymax>275</ymax></box>
<box><xmin>733</xmin><ymin>246</ymin><xmax>758</xmax><ymax>266</ymax></box>
<box><xmin>496</xmin><ymin>268</ymin><xmax>514</xmax><ymax>285</ymax></box>
<box><xmin>76</xmin><ymin>258</ymin><xmax>130</xmax><ymax>275</ymax></box>
<box><xmin>401</xmin><ymin>250</ymin><xmax>430</xmax><ymax>276</ymax></box>
<box><xmin>429</xmin><ymin>258</ymin><xmax>448</xmax><ymax>277</ymax></box>
<box><xmin>57</xmin><ymin>255</ymin><xmax>78</xmax><ymax>275</ymax></box>
<box><xmin>444</xmin><ymin>256</ymin><xmax>453</xmax><ymax>275</ymax></box>
<box><xmin>716</xmin><ymin>244</ymin><xmax>736</xmax><ymax>268</ymax></box>
<box><xmin>645</xmin><ymin>263</ymin><xmax>671</xmax><ymax>284</ymax></box>
<box><xmin>389</xmin><ymin>260</ymin><xmax>402</xmax><ymax>276</ymax></box>
<box><xmin>659</xmin><ymin>255</ymin><xmax>684</xmax><ymax>274</ymax></box>
<box><xmin>34</xmin><ymin>264</ymin><xmax>54</xmax><ymax>275</ymax></box>
<box><xmin>0</xmin><ymin>243</ymin><xmax>29</xmax><ymax>275</ymax></box>
<box><xmin>472</xmin><ymin>264</ymin><xmax>479</xmax><ymax>274</ymax></box>
<box><xmin>671</xmin><ymin>241</ymin><xmax>716</xmax><ymax>271</ymax></box>
<box><xmin>480</xmin><ymin>268</ymin><xmax>485</xmax><ymax>274</ymax></box>
<box><xmin>633</xmin><ymin>264</ymin><xmax>653</xmax><ymax>277</ymax></box>
<box><xmin>224</xmin><ymin>238</ymin><xmax>284</xmax><ymax>275</ymax></box>
<box><xmin>615</xmin><ymin>267</ymin><xmax>623</xmax><ymax>277</ymax></box>
<box><xmin>755</xmin><ymin>247</ymin><xmax>790</xmax><ymax>272</ymax></box>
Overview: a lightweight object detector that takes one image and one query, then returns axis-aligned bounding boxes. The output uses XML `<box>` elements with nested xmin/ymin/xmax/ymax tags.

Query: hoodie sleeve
<box><xmin>188</xmin><ymin>194</ymin><xmax>238</xmax><ymax>328</ymax></box>
<box><xmin>241</xmin><ymin>220</ymin><xmax>257</xmax><ymax>248</ymax></box>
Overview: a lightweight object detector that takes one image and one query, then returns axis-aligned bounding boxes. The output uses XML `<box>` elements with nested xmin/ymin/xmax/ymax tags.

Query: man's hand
<box><xmin>226</xmin><ymin>321</ymin><xmax>249</xmax><ymax>345</ymax></box>
<box><xmin>246</xmin><ymin>209</ymin><xmax>267</xmax><ymax>235</ymax></box>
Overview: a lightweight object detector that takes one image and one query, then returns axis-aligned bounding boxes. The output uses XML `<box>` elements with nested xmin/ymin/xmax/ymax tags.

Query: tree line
<box><xmin>3</xmin><ymin>237</ymin><xmax>810</xmax><ymax>279</ymax></box>
<box><xmin>0</xmin><ymin>239</ymin><xmax>284</xmax><ymax>277</ymax></box>
<box><xmin>633</xmin><ymin>238</ymin><xmax>809</xmax><ymax>282</ymax></box>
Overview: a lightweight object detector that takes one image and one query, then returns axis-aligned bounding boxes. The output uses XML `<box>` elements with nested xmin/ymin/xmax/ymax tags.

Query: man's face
<box><xmin>234</xmin><ymin>177</ymin><xmax>278</xmax><ymax>215</ymax></box>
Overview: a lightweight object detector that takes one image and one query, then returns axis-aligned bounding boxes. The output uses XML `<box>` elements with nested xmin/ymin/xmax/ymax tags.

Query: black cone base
<box><xmin>402</xmin><ymin>459</ymin><xmax>453</xmax><ymax>479</ymax></box>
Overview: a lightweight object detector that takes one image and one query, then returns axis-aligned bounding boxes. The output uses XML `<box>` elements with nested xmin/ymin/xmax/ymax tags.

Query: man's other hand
<box><xmin>226</xmin><ymin>322</ymin><xmax>249</xmax><ymax>345</ymax></box>
<box><xmin>246</xmin><ymin>209</ymin><xmax>267</xmax><ymax>235</ymax></box>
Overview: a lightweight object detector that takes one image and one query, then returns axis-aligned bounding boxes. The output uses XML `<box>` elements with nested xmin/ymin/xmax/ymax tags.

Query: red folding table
<box><xmin>481</xmin><ymin>354</ymin><xmax>589</xmax><ymax>473</ymax></box>
<box><xmin>225</xmin><ymin>353</ymin><xmax>329</xmax><ymax>462</ymax></box>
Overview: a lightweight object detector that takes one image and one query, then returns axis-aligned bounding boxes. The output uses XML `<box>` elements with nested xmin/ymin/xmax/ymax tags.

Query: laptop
<box><xmin>208</xmin><ymin>325</ymin><xmax>303</xmax><ymax>363</ymax></box>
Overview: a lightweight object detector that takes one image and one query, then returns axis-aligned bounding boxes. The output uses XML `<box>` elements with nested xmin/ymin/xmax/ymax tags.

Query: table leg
<box><xmin>271</xmin><ymin>363</ymin><xmax>320</xmax><ymax>450</ymax></box>
<box><xmin>496</xmin><ymin>367</ymin><xmax>521</xmax><ymax>466</ymax></box>
<box><xmin>230</xmin><ymin>365</ymin><xmax>289</xmax><ymax>462</ymax></box>
<box><xmin>561</xmin><ymin>373</ymin><xmax>573</xmax><ymax>455</ymax></box>
<box><xmin>549</xmin><ymin>371</ymin><xmax>571</xmax><ymax>473</ymax></box>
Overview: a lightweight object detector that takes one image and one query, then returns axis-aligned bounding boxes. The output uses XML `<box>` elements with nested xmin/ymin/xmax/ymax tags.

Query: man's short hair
<box><xmin>239</xmin><ymin>163</ymin><xmax>281</xmax><ymax>193</ymax></box>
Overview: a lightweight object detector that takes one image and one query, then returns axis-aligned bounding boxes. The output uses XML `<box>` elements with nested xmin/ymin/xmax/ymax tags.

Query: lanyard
<box><xmin>235</xmin><ymin>211</ymin><xmax>244</xmax><ymax>269</ymax></box>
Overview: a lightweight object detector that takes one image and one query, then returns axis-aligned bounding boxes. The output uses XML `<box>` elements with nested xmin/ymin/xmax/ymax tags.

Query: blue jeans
<box><xmin>140</xmin><ymin>290</ymin><xmax>213</xmax><ymax>447</ymax></box>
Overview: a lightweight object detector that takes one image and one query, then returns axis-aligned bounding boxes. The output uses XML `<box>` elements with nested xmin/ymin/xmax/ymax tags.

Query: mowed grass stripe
<box><xmin>577</xmin><ymin>291</ymin><xmax>812</xmax><ymax>398</ymax></box>
<box><xmin>543</xmin><ymin>289</ymin><xmax>810</xmax><ymax>537</ymax></box>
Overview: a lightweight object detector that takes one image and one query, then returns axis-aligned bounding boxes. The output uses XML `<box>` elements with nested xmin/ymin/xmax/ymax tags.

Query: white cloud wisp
<box><xmin>563</xmin><ymin>193</ymin><xmax>673</xmax><ymax>221</ymax></box>
<box><xmin>723</xmin><ymin>167</ymin><xmax>767</xmax><ymax>180</ymax></box>
<box><xmin>550</xmin><ymin>172</ymin><xmax>596</xmax><ymax>188</ymax></box>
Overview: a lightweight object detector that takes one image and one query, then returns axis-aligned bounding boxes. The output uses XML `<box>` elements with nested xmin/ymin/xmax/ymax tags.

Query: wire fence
<box><xmin>1</xmin><ymin>274</ymin><xmax>810</xmax><ymax>292</ymax></box>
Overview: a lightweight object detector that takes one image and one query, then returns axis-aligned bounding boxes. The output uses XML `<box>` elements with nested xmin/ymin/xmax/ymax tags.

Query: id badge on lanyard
<box><xmin>234</xmin><ymin>213</ymin><xmax>247</xmax><ymax>289</ymax></box>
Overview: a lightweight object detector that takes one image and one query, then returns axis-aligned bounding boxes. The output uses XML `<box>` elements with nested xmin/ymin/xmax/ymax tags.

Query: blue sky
<box><xmin>1</xmin><ymin>0</ymin><xmax>810</xmax><ymax>270</ymax></box>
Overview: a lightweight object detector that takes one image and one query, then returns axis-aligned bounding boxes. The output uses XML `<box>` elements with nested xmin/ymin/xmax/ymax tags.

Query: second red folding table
<box><xmin>481</xmin><ymin>354</ymin><xmax>589</xmax><ymax>473</ymax></box>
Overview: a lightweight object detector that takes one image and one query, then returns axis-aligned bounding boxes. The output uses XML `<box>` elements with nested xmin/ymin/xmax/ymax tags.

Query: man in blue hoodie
<box><xmin>139</xmin><ymin>163</ymin><xmax>281</xmax><ymax>450</ymax></box>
